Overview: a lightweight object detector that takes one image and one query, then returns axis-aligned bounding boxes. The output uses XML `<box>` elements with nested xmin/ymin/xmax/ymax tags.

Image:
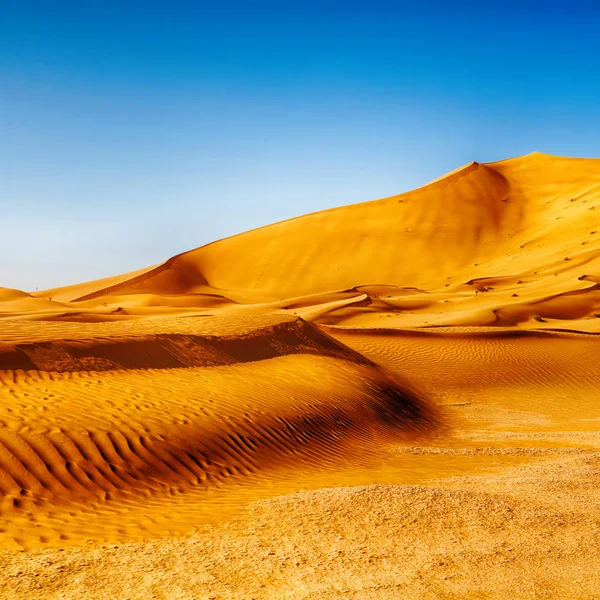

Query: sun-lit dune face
<box><xmin>181</xmin><ymin>162</ymin><xmax>513</xmax><ymax>296</ymax></box>
<box><xmin>0</xmin><ymin>287</ymin><xmax>67</xmax><ymax>316</ymax></box>
<box><xmin>51</xmin><ymin>160</ymin><xmax>515</xmax><ymax>301</ymax></box>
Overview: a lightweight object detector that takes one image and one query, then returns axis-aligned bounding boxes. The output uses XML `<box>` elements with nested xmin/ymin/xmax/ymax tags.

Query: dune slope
<box><xmin>24</xmin><ymin>152</ymin><xmax>600</xmax><ymax>331</ymax></box>
<box><xmin>0</xmin><ymin>313</ymin><xmax>437</xmax><ymax>549</ymax></box>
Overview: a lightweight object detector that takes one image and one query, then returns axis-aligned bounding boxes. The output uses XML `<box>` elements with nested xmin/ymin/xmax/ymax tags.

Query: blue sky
<box><xmin>2</xmin><ymin>1</ymin><xmax>599</xmax><ymax>290</ymax></box>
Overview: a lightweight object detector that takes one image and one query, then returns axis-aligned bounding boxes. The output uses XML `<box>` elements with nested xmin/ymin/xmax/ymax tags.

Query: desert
<box><xmin>1</xmin><ymin>152</ymin><xmax>600</xmax><ymax>598</ymax></box>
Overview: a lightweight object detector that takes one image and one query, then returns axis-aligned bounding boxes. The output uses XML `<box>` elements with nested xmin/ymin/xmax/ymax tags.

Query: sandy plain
<box><xmin>1</xmin><ymin>152</ymin><xmax>600</xmax><ymax>598</ymax></box>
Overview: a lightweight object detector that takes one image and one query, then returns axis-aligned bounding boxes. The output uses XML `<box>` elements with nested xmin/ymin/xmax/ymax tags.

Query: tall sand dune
<box><xmin>26</xmin><ymin>152</ymin><xmax>600</xmax><ymax>331</ymax></box>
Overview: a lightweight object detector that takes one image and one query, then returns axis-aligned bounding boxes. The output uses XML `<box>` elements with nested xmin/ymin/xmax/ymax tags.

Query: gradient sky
<box><xmin>2</xmin><ymin>1</ymin><xmax>599</xmax><ymax>291</ymax></box>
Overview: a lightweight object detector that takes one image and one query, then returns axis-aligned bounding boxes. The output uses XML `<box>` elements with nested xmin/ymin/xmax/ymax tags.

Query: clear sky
<box><xmin>2</xmin><ymin>1</ymin><xmax>599</xmax><ymax>291</ymax></box>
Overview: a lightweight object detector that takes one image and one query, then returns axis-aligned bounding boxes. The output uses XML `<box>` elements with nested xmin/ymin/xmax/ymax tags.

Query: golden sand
<box><xmin>1</xmin><ymin>152</ymin><xmax>600</xmax><ymax>598</ymax></box>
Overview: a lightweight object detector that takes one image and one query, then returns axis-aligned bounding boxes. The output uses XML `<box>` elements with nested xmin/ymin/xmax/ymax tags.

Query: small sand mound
<box><xmin>0</xmin><ymin>314</ymin><xmax>436</xmax><ymax>549</ymax></box>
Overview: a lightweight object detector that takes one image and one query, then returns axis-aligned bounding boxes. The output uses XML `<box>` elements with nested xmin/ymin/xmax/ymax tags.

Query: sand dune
<box><xmin>2</xmin><ymin>152</ymin><xmax>600</xmax><ymax>597</ymax></box>
<box><xmin>13</xmin><ymin>152</ymin><xmax>599</xmax><ymax>331</ymax></box>
<box><xmin>0</xmin><ymin>287</ymin><xmax>67</xmax><ymax>316</ymax></box>
<box><xmin>0</xmin><ymin>313</ymin><xmax>436</xmax><ymax>549</ymax></box>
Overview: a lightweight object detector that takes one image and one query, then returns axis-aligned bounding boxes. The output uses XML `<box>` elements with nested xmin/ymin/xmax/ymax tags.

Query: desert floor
<box><xmin>2</xmin><ymin>153</ymin><xmax>600</xmax><ymax>598</ymax></box>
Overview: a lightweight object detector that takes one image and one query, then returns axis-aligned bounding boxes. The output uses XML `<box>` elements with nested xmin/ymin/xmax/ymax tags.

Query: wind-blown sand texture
<box><xmin>2</xmin><ymin>152</ymin><xmax>600</xmax><ymax>598</ymax></box>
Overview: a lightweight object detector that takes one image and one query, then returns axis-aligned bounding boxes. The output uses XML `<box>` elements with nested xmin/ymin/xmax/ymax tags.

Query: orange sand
<box><xmin>2</xmin><ymin>152</ymin><xmax>600</xmax><ymax>598</ymax></box>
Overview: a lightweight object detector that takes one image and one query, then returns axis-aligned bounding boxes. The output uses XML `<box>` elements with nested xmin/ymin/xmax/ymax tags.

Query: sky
<box><xmin>1</xmin><ymin>0</ymin><xmax>600</xmax><ymax>291</ymax></box>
